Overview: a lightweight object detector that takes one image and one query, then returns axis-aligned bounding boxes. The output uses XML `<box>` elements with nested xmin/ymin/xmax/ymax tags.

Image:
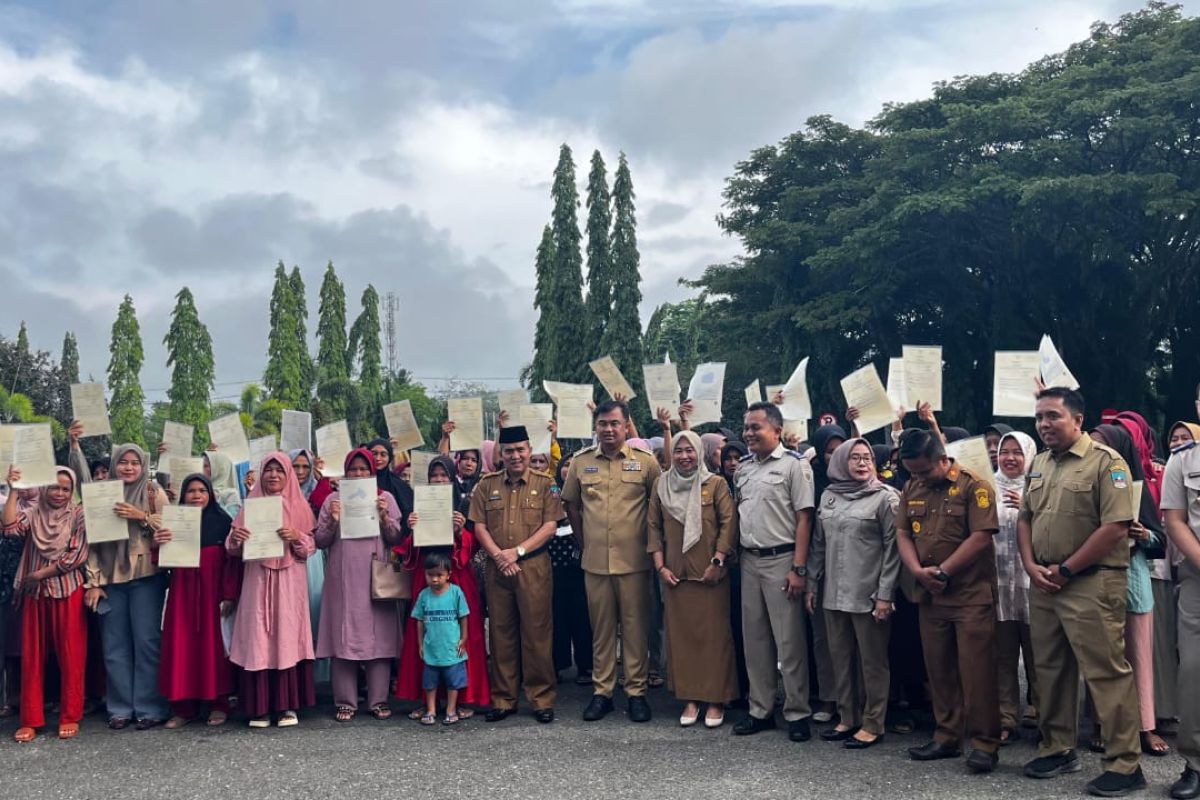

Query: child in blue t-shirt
<box><xmin>411</xmin><ymin>552</ymin><xmax>470</xmax><ymax>725</ymax></box>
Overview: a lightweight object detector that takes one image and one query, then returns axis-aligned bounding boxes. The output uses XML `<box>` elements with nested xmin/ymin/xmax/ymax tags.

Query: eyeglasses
<box><xmin>847</xmin><ymin>455</ymin><xmax>874</xmax><ymax>464</ymax></box>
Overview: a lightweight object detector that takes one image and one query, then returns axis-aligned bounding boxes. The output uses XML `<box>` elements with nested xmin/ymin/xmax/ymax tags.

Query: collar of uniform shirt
<box><xmin>596</xmin><ymin>443</ymin><xmax>632</xmax><ymax>461</ymax></box>
<box><xmin>1051</xmin><ymin>432</ymin><xmax>1092</xmax><ymax>460</ymax></box>
<box><xmin>502</xmin><ymin>471</ymin><xmax>528</xmax><ymax>485</ymax></box>
<box><xmin>753</xmin><ymin>443</ymin><xmax>786</xmax><ymax>463</ymax></box>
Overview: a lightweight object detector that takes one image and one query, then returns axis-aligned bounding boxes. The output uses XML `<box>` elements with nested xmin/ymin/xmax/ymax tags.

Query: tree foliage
<box><xmin>107</xmin><ymin>294</ymin><xmax>146</xmax><ymax>447</ymax></box>
<box><xmin>525</xmin><ymin>225</ymin><xmax>557</xmax><ymax>401</ymax></box>
<box><xmin>584</xmin><ymin>150</ymin><xmax>613</xmax><ymax>348</ymax></box>
<box><xmin>316</xmin><ymin>261</ymin><xmax>350</xmax><ymax>419</ymax></box>
<box><xmin>164</xmin><ymin>287</ymin><xmax>216</xmax><ymax>451</ymax></box>
<box><xmin>602</xmin><ymin>151</ymin><xmax>645</xmax><ymax>399</ymax></box>
<box><xmin>264</xmin><ymin>262</ymin><xmax>309</xmax><ymax>409</ymax></box>
<box><xmin>543</xmin><ymin>144</ymin><xmax>589</xmax><ymax>384</ymax></box>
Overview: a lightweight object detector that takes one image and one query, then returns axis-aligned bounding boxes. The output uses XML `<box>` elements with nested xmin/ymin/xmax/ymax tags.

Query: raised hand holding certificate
<box><xmin>70</xmin><ymin>383</ymin><xmax>111</xmax><ymax>437</ymax></box>
<box><xmin>839</xmin><ymin>364</ymin><xmax>894</xmax><ymax>436</ymax></box>
<box><xmin>280</xmin><ymin>410</ymin><xmax>312</xmax><ymax>453</ymax></box>
<box><xmin>208</xmin><ymin>413</ymin><xmax>250</xmax><ymax>464</ymax></box>
<box><xmin>993</xmin><ymin>351</ymin><xmax>1041</xmax><ymax>417</ymax></box>
<box><xmin>383</xmin><ymin>400</ymin><xmax>425</xmax><ymax>452</ymax></box>
<box><xmin>11</xmin><ymin>424</ymin><xmax>56</xmax><ymax>488</ymax></box>
<box><xmin>886</xmin><ymin>358</ymin><xmax>908</xmax><ymax>413</ymax></box>
<box><xmin>544</xmin><ymin>381</ymin><xmax>594</xmax><ymax>439</ymax></box>
<box><xmin>161</xmin><ymin>421</ymin><xmax>194</xmax><ymax>458</ymax></box>
<box><xmin>339</xmin><ymin>477</ymin><xmax>380</xmax><ymax>540</ymax></box>
<box><xmin>902</xmin><ymin>346</ymin><xmax>943</xmax><ymax>411</ymax></box>
<box><xmin>686</xmin><ymin>363</ymin><xmax>726</xmax><ymax>426</ymax></box>
<box><xmin>157</xmin><ymin>505</ymin><xmax>202</xmax><ymax>568</ymax></box>
<box><xmin>744</xmin><ymin>380</ymin><xmax>762</xmax><ymax>408</ymax></box>
<box><xmin>81</xmin><ymin>481</ymin><xmax>130</xmax><ymax>543</ymax></box>
<box><xmin>496</xmin><ymin>389</ymin><xmax>530</xmax><ymax>414</ymax></box>
<box><xmin>641</xmin><ymin>363</ymin><xmax>680</xmax><ymax>420</ymax></box>
<box><xmin>519</xmin><ymin>404</ymin><xmax>554</xmax><ymax>454</ymax></box>
<box><xmin>589</xmin><ymin>356</ymin><xmax>637</xmax><ymax>400</ymax></box>
<box><xmin>315</xmin><ymin>421</ymin><xmax>353</xmax><ymax>478</ymax></box>
<box><xmin>241</xmin><ymin>496</ymin><xmax>284</xmax><ymax>561</ymax></box>
<box><xmin>446</xmin><ymin>397</ymin><xmax>484</xmax><ymax>452</ymax></box>
<box><xmin>413</xmin><ymin>483</ymin><xmax>454</xmax><ymax>547</ymax></box>
<box><xmin>778</xmin><ymin>357</ymin><xmax>812</xmax><ymax>421</ymax></box>
<box><xmin>1039</xmin><ymin>334</ymin><xmax>1080</xmax><ymax>390</ymax></box>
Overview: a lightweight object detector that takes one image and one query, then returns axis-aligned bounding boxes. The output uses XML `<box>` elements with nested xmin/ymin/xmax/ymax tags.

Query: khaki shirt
<box><xmin>1019</xmin><ymin>433</ymin><xmax>1134</xmax><ymax>568</ymax></box>
<box><xmin>647</xmin><ymin>475</ymin><xmax>738</xmax><ymax>581</ymax></box>
<box><xmin>897</xmin><ymin>462</ymin><xmax>999</xmax><ymax>606</ymax></box>
<box><xmin>468</xmin><ymin>469</ymin><xmax>563</xmax><ymax>550</ymax></box>
<box><xmin>561</xmin><ymin>443</ymin><xmax>661</xmax><ymax>575</ymax></box>
<box><xmin>1161</xmin><ymin>444</ymin><xmax>1200</xmax><ymax>541</ymax></box>
<box><xmin>733</xmin><ymin>444</ymin><xmax>815</xmax><ymax>549</ymax></box>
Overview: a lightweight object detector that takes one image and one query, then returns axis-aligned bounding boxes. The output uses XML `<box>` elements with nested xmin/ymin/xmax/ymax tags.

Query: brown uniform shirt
<box><xmin>1019</xmin><ymin>432</ymin><xmax>1134</xmax><ymax>568</ymax></box>
<box><xmin>561</xmin><ymin>443</ymin><xmax>662</xmax><ymax>575</ymax></box>
<box><xmin>896</xmin><ymin>462</ymin><xmax>999</xmax><ymax>606</ymax></box>
<box><xmin>468</xmin><ymin>469</ymin><xmax>563</xmax><ymax>550</ymax></box>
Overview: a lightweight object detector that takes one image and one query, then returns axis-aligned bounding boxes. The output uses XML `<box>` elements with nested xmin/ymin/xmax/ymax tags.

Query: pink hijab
<box><xmin>1115</xmin><ymin>412</ymin><xmax>1162</xmax><ymax>507</ymax></box>
<box><xmin>233</xmin><ymin>451</ymin><xmax>315</xmax><ymax>570</ymax></box>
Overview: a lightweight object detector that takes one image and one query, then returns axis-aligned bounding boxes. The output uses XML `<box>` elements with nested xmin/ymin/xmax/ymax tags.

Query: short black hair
<box><xmin>593</xmin><ymin>399</ymin><xmax>630</xmax><ymax>422</ymax></box>
<box><xmin>898</xmin><ymin>428</ymin><xmax>946</xmax><ymax>461</ymax></box>
<box><xmin>423</xmin><ymin>552</ymin><xmax>452</xmax><ymax>573</ymax></box>
<box><xmin>746</xmin><ymin>401</ymin><xmax>783</xmax><ymax>429</ymax></box>
<box><xmin>1036</xmin><ymin>387</ymin><xmax>1085</xmax><ymax>418</ymax></box>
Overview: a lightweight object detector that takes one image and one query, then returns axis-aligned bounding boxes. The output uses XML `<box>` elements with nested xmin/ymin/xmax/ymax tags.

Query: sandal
<box><xmin>370</xmin><ymin>704</ymin><xmax>392</xmax><ymax>721</ymax></box>
<box><xmin>108</xmin><ymin>717</ymin><xmax>131</xmax><ymax>730</ymax></box>
<box><xmin>14</xmin><ymin>726</ymin><xmax>37</xmax><ymax>743</ymax></box>
<box><xmin>164</xmin><ymin>716</ymin><xmax>191</xmax><ymax>730</ymax></box>
<box><xmin>58</xmin><ymin>723</ymin><xmax>80</xmax><ymax>740</ymax></box>
<box><xmin>457</xmin><ymin>708</ymin><xmax>474</xmax><ymax>720</ymax></box>
<box><xmin>207</xmin><ymin>710</ymin><xmax>227</xmax><ymax>726</ymax></box>
<box><xmin>419</xmin><ymin>712</ymin><xmax>436</xmax><ymax>726</ymax></box>
<box><xmin>1141</xmin><ymin>730</ymin><xmax>1170</xmax><ymax>756</ymax></box>
<box><xmin>276</xmin><ymin>710</ymin><xmax>299</xmax><ymax>727</ymax></box>
<box><xmin>135</xmin><ymin>717</ymin><xmax>164</xmax><ymax>731</ymax></box>
<box><xmin>248</xmin><ymin>716</ymin><xmax>271</xmax><ymax>728</ymax></box>
<box><xmin>443</xmin><ymin>712</ymin><xmax>460</xmax><ymax>725</ymax></box>
<box><xmin>335</xmin><ymin>706</ymin><xmax>356</xmax><ymax>723</ymax></box>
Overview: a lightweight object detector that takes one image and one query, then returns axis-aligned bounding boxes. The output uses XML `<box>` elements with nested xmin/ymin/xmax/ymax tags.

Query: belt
<box><xmin>1036</xmin><ymin>562</ymin><xmax>1127</xmax><ymax>577</ymax></box>
<box><xmin>740</xmin><ymin>543</ymin><xmax>796</xmax><ymax>558</ymax></box>
<box><xmin>517</xmin><ymin>544</ymin><xmax>549</xmax><ymax>562</ymax></box>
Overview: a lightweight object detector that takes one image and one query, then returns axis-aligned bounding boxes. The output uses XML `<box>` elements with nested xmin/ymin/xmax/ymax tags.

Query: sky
<box><xmin>1</xmin><ymin>0</ymin><xmax>1189</xmax><ymax>403</ymax></box>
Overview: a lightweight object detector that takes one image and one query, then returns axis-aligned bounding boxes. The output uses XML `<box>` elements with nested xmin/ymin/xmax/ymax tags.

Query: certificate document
<box><xmin>642</xmin><ymin>363</ymin><xmax>680</xmax><ymax>421</ymax></box>
<box><xmin>945</xmin><ymin>436</ymin><xmax>996</xmax><ymax>490</ymax></box>
<box><xmin>783</xmin><ymin>419</ymin><xmax>809</xmax><ymax>442</ymax></box>
<box><xmin>161</xmin><ymin>421</ymin><xmax>194</xmax><ymax>459</ymax></box>
<box><xmin>157</xmin><ymin>505</ymin><xmax>202</xmax><ymax>568</ymax></box>
<box><xmin>81</xmin><ymin>481</ymin><xmax>130</xmax><ymax>544</ymax></box>
<box><xmin>589</xmin><ymin>356</ymin><xmax>637</xmax><ymax>400</ymax></box>
<box><xmin>1039</xmin><ymin>335</ymin><xmax>1080</xmax><ymax>390</ymax></box>
<box><xmin>208</xmin><ymin>413</ymin><xmax>250</xmax><ymax>464</ymax></box>
<box><xmin>544</xmin><ymin>381</ymin><xmax>594</xmax><ymax>440</ymax></box>
<box><xmin>408</xmin><ymin>451</ymin><xmax>437</xmax><ymax>486</ymax></box>
<box><xmin>496</xmin><ymin>389</ymin><xmax>529</xmax><ymax>414</ymax></box>
<box><xmin>744</xmin><ymin>380</ymin><xmax>762</xmax><ymax>409</ymax></box>
<box><xmin>248</xmin><ymin>435</ymin><xmax>277</xmax><ymax>467</ymax></box>
<box><xmin>993</xmin><ymin>351</ymin><xmax>1040</xmax><ymax>417</ymax></box>
<box><xmin>902</xmin><ymin>346</ymin><xmax>943</xmax><ymax>412</ymax></box>
<box><xmin>70</xmin><ymin>383</ymin><xmax>112</xmax><ymax>437</ymax></box>
<box><xmin>11</xmin><ymin>423</ymin><xmax>56</xmax><ymax>488</ymax></box>
<box><xmin>241</xmin><ymin>496</ymin><xmax>284</xmax><ymax>561</ymax></box>
<box><xmin>446</xmin><ymin>397</ymin><xmax>484</xmax><ymax>452</ymax></box>
<box><xmin>315</xmin><ymin>421</ymin><xmax>353</xmax><ymax>478</ymax></box>
<box><xmin>338</xmin><ymin>477</ymin><xmax>380</xmax><ymax>539</ymax></box>
<box><xmin>383</xmin><ymin>400</ymin><xmax>425</xmax><ymax>452</ymax></box>
<box><xmin>839</xmin><ymin>364</ymin><xmax>894</xmax><ymax>436</ymax></box>
<box><xmin>886</xmin><ymin>358</ymin><xmax>908</xmax><ymax>413</ymax></box>
<box><xmin>168</xmin><ymin>457</ymin><xmax>205</xmax><ymax>485</ymax></box>
<box><xmin>778</xmin><ymin>357</ymin><xmax>812</xmax><ymax>421</ymax></box>
<box><xmin>413</xmin><ymin>484</ymin><xmax>454</xmax><ymax>547</ymax></box>
<box><xmin>765</xmin><ymin>385</ymin><xmax>784</xmax><ymax>405</ymax></box>
<box><xmin>519</xmin><ymin>404</ymin><xmax>554</xmax><ymax>454</ymax></box>
<box><xmin>686</xmin><ymin>363</ymin><xmax>726</xmax><ymax>426</ymax></box>
<box><xmin>280</xmin><ymin>410</ymin><xmax>312</xmax><ymax>453</ymax></box>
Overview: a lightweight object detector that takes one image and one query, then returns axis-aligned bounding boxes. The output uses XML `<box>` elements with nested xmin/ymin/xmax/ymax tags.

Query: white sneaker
<box><xmin>248</xmin><ymin>716</ymin><xmax>270</xmax><ymax>728</ymax></box>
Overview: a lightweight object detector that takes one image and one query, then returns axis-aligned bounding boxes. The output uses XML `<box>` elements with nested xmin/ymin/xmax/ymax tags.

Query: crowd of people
<box><xmin>2</xmin><ymin>385</ymin><xmax>1200</xmax><ymax>799</ymax></box>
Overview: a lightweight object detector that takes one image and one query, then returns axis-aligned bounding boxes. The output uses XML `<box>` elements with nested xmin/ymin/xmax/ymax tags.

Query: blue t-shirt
<box><xmin>411</xmin><ymin>584</ymin><xmax>470</xmax><ymax>667</ymax></box>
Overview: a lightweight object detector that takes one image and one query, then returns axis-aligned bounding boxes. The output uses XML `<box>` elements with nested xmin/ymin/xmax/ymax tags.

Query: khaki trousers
<box><xmin>1030</xmin><ymin>569</ymin><xmax>1140</xmax><ymax>774</ymax></box>
<box><xmin>919</xmin><ymin>602</ymin><xmax>1001</xmax><ymax>753</ymax></box>
<box><xmin>996</xmin><ymin>620</ymin><xmax>1038</xmax><ymax>729</ymax></box>
<box><xmin>1176</xmin><ymin>564</ymin><xmax>1200</xmax><ymax>771</ymax></box>
<box><xmin>824</xmin><ymin>609</ymin><xmax>890</xmax><ymax>734</ymax></box>
<box><xmin>740</xmin><ymin>551</ymin><xmax>811</xmax><ymax>721</ymax></box>
<box><xmin>585</xmin><ymin>571</ymin><xmax>650</xmax><ymax>698</ymax></box>
<box><xmin>485</xmin><ymin>554</ymin><xmax>556</xmax><ymax>711</ymax></box>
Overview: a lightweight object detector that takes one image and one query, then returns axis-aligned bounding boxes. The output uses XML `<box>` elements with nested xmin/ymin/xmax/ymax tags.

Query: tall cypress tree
<box><xmin>584</xmin><ymin>150</ymin><xmax>613</xmax><ymax>351</ymax></box>
<box><xmin>527</xmin><ymin>225</ymin><xmax>556</xmax><ymax>401</ymax></box>
<box><xmin>545</xmin><ymin>144</ymin><xmax>588</xmax><ymax>382</ymax></box>
<box><xmin>602</xmin><ymin>152</ymin><xmax>645</xmax><ymax>392</ymax></box>
<box><xmin>349</xmin><ymin>284</ymin><xmax>383</xmax><ymax>439</ymax></box>
<box><xmin>16</xmin><ymin>322</ymin><xmax>29</xmax><ymax>358</ymax></box>
<box><xmin>164</xmin><ymin>287</ymin><xmax>215</xmax><ymax>449</ymax></box>
<box><xmin>315</xmin><ymin>262</ymin><xmax>349</xmax><ymax>418</ymax></box>
<box><xmin>107</xmin><ymin>295</ymin><xmax>146</xmax><ymax>446</ymax></box>
<box><xmin>60</xmin><ymin>332</ymin><xmax>79</xmax><ymax>383</ymax></box>
<box><xmin>290</xmin><ymin>266</ymin><xmax>314</xmax><ymax>400</ymax></box>
<box><xmin>263</xmin><ymin>262</ymin><xmax>306</xmax><ymax>407</ymax></box>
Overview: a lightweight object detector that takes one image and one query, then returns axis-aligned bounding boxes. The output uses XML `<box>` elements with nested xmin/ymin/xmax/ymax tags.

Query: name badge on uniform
<box><xmin>948</xmin><ymin>486</ymin><xmax>960</xmax><ymax>497</ymax></box>
<box><xmin>530</xmin><ymin>489</ymin><xmax>538</xmax><ymax>496</ymax></box>
<box><xmin>622</xmin><ymin>460</ymin><xmax>642</xmax><ymax>472</ymax></box>
<box><xmin>584</xmin><ymin>466</ymin><xmax>600</xmax><ymax>473</ymax></box>
<box><xmin>490</xmin><ymin>491</ymin><xmax>501</xmax><ymax>499</ymax></box>
<box><xmin>1028</xmin><ymin>472</ymin><xmax>1042</xmax><ymax>479</ymax></box>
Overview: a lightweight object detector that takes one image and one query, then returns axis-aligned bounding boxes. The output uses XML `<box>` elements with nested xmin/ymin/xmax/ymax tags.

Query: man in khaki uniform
<box><xmin>469</xmin><ymin>425</ymin><xmax>563</xmax><ymax>724</ymax></box>
<box><xmin>1017</xmin><ymin>387</ymin><xmax>1144</xmax><ymax>797</ymax></box>
<box><xmin>895</xmin><ymin>428</ymin><xmax>1001</xmax><ymax>773</ymax></box>
<box><xmin>561</xmin><ymin>400</ymin><xmax>661</xmax><ymax>723</ymax></box>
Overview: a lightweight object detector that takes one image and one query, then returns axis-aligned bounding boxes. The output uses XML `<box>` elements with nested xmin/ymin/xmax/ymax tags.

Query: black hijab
<box><xmin>430</xmin><ymin>455</ymin><xmax>468</xmax><ymax>515</ymax></box>
<box><xmin>368</xmin><ymin>437</ymin><xmax>414</xmax><ymax>515</ymax></box>
<box><xmin>1091</xmin><ymin>424</ymin><xmax>1163</xmax><ymax>548</ymax></box>
<box><xmin>178</xmin><ymin>474</ymin><xmax>233</xmax><ymax>549</ymax></box>
<box><xmin>810</xmin><ymin>424</ymin><xmax>847</xmax><ymax>497</ymax></box>
<box><xmin>720</xmin><ymin>440</ymin><xmax>749</xmax><ymax>493</ymax></box>
<box><xmin>942</xmin><ymin>426</ymin><xmax>971</xmax><ymax>443</ymax></box>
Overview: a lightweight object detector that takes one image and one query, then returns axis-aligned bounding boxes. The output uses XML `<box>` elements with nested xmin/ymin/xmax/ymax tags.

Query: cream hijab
<box><xmin>656</xmin><ymin>430</ymin><xmax>712</xmax><ymax>553</ymax></box>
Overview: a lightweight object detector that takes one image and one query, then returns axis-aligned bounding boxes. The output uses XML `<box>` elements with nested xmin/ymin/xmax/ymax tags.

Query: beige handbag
<box><xmin>370</xmin><ymin>553</ymin><xmax>411</xmax><ymax>601</ymax></box>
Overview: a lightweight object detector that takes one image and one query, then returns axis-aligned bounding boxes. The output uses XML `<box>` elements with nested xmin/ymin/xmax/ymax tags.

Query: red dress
<box><xmin>159</xmin><ymin>544</ymin><xmax>242</xmax><ymax>707</ymax></box>
<box><xmin>393</xmin><ymin>527</ymin><xmax>491</xmax><ymax>707</ymax></box>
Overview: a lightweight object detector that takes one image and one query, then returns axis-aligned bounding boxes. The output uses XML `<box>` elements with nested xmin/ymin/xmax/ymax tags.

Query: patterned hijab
<box><xmin>233</xmin><ymin>451</ymin><xmax>316</xmax><ymax>570</ymax></box>
<box><xmin>28</xmin><ymin>466</ymin><xmax>80</xmax><ymax>561</ymax></box>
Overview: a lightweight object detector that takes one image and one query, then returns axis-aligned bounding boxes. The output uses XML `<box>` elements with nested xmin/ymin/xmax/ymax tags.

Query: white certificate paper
<box><xmin>249</xmin><ymin>435</ymin><xmax>277</xmax><ymax>467</ymax></box>
<box><xmin>886</xmin><ymin>358</ymin><xmax>908</xmax><ymax>413</ymax></box>
<box><xmin>315</xmin><ymin>420</ymin><xmax>353</xmax><ymax>478</ymax></box>
<box><xmin>744</xmin><ymin>380</ymin><xmax>762</xmax><ymax>409</ymax></box>
<box><xmin>168</xmin><ymin>457</ymin><xmax>205</xmax><ymax>485</ymax></box>
<box><xmin>1039</xmin><ymin>334</ymin><xmax>1080</xmax><ymax>390</ymax></box>
<box><xmin>208</xmin><ymin>413</ymin><xmax>250</xmax><ymax>464</ymax></box>
<box><xmin>945</xmin><ymin>436</ymin><xmax>996</xmax><ymax>490</ymax></box>
<box><xmin>686</xmin><ymin>363</ymin><xmax>726</xmax><ymax>426</ymax></box>
<box><xmin>496</xmin><ymin>389</ymin><xmax>530</xmax><ymax>414</ymax></box>
<box><xmin>519</xmin><ymin>404</ymin><xmax>555</xmax><ymax>454</ymax></box>
<box><xmin>338</xmin><ymin>477</ymin><xmax>380</xmax><ymax>539</ymax></box>
<box><xmin>783</xmin><ymin>419</ymin><xmax>809</xmax><ymax>442</ymax></box>
<box><xmin>383</xmin><ymin>400</ymin><xmax>425</xmax><ymax>452</ymax></box>
<box><xmin>81</xmin><ymin>481</ymin><xmax>130</xmax><ymax>544</ymax></box>
<box><xmin>161</xmin><ymin>421</ymin><xmax>194</xmax><ymax>459</ymax></box>
<box><xmin>11</xmin><ymin>423</ymin><xmax>56</xmax><ymax>488</ymax></box>
<box><xmin>589</xmin><ymin>356</ymin><xmax>637</xmax><ymax>400</ymax></box>
<box><xmin>70</xmin><ymin>382</ymin><xmax>111</xmax><ymax>437</ymax></box>
<box><xmin>902</xmin><ymin>345</ymin><xmax>943</xmax><ymax>412</ymax></box>
<box><xmin>446</xmin><ymin>397</ymin><xmax>484</xmax><ymax>452</ymax></box>
<box><xmin>280</xmin><ymin>410</ymin><xmax>312</xmax><ymax>453</ymax></box>
<box><xmin>543</xmin><ymin>381</ymin><xmax>594</xmax><ymax>440</ymax></box>
<box><xmin>839</xmin><ymin>364</ymin><xmax>894</xmax><ymax>436</ymax></box>
<box><xmin>157</xmin><ymin>505</ymin><xmax>202</xmax><ymax>568</ymax></box>
<box><xmin>241</xmin><ymin>496</ymin><xmax>284</xmax><ymax>561</ymax></box>
<box><xmin>408</xmin><ymin>451</ymin><xmax>437</xmax><ymax>486</ymax></box>
<box><xmin>778</xmin><ymin>357</ymin><xmax>812</xmax><ymax>421</ymax></box>
<box><xmin>413</xmin><ymin>483</ymin><xmax>454</xmax><ymax>547</ymax></box>
<box><xmin>993</xmin><ymin>351</ymin><xmax>1041</xmax><ymax>417</ymax></box>
<box><xmin>642</xmin><ymin>363</ymin><xmax>681</xmax><ymax>420</ymax></box>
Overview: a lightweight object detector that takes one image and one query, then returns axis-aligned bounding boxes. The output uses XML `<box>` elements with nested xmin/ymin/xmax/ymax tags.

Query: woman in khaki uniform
<box><xmin>648</xmin><ymin>430</ymin><xmax>739</xmax><ymax>729</ymax></box>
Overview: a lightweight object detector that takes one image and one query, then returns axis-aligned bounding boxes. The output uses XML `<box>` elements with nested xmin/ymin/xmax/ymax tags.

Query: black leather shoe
<box><xmin>534</xmin><ymin>709</ymin><xmax>555</xmax><ymax>724</ymax></box>
<box><xmin>966</xmin><ymin>749</ymin><xmax>999</xmax><ymax>773</ymax></box>
<box><xmin>908</xmin><ymin>740</ymin><xmax>962</xmax><ymax>761</ymax></box>
<box><xmin>788</xmin><ymin>718</ymin><xmax>811</xmax><ymax>742</ymax></box>
<box><xmin>1172</xmin><ymin>768</ymin><xmax>1200</xmax><ymax>800</ymax></box>
<box><xmin>1024</xmin><ymin>749</ymin><xmax>1082</xmax><ymax>779</ymax></box>
<box><xmin>732</xmin><ymin>715</ymin><xmax>777</xmax><ymax>736</ymax></box>
<box><xmin>628</xmin><ymin>696</ymin><xmax>652</xmax><ymax>723</ymax></box>
<box><xmin>485</xmin><ymin>707</ymin><xmax>516</xmax><ymax>723</ymax></box>
<box><xmin>845</xmin><ymin>734</ymin><xmax>884</xmax><ymax>750</ymax></box>
<box><xmin>582</xmin><ymin>695</ymin><xmax>613</xmax><ymax>722</ymax></box>
<box><xmin>821</xmin><ymin>726</ymin><xmax>859</xmax><ymax>742</ymax></box>
<box><xmin>1087</xmin><ymin>766</ymin><xmax>1147</xmax><ymax>797</ymax></box>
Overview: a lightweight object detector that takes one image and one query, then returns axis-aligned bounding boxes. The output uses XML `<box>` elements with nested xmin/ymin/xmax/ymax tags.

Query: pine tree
<box><xmin>263</xmin><ymin>262</ymin><xmax>306</xmax><ymax>407</ymax></box>
<box><xmin>545</xmin><ymin>144</ymin><xmax>588</xmax><ymax>383</ymax></box>
<box><xmin>290</xmin><ymin>266</ymin><xmax>315</xmax><ymax>399</ymax></box>
<box><xmin>526</xmin><ymin>225</ymin><xmax>557</xmax><ymax>401</ymax></box>
<box><xmin>107</xmin><ymin>295</ymin><xmax>146</xmax><ymax>446</ymax></box>
<box><xmin>315</xmin><ymin>262</ymin><xmax>350</xmax><ymax>418</ymax></box>
<box><xmin>348</xmin><ymin>284</ymin><xmax>383</xmax><ymax>439</ymax></box>
<box><xmin>60</xmin><ymin>332</ymin><xmax>79</xmax><ymax>383</ymax></box>
<box><xmin>16</xmin><ymin>322</ymin><xmax>29</xmax><ymax>358</ymax></box>
<box><xmin>584</xmin><ymin>150</ymin><xmax>613</xmax><ymax>351</ymax></box>
<box><xmin>602</xmin><ymin>152</ymin><xmax>645</xmax><ymax>393</ymax></box>
<box><xmin>164</xmin><ymin>287</ymin><xmax>215</xmax><ymax>449</ymax></box>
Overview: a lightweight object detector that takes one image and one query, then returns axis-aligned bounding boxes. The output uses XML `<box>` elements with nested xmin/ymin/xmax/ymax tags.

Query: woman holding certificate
<box><xmin>156</xmin><ymin>474</ymin><xmax>240</xmax><ymax>728</ymax></box>
<box><xmin>226</xmin><ymin>453</ymin><xmax>317</xmax><ymax>728</ymax></box>
<box><xmin>313</xmin><ymin>448</ymin><xmax>404</xmax><ymax>722</ymax></box>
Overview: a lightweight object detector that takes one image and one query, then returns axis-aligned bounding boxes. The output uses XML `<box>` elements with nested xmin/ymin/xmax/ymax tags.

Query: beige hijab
<box><xmin>657</xmin><ymin>430</ymin><xmax>711</xmax><ymax>553</ymax></box>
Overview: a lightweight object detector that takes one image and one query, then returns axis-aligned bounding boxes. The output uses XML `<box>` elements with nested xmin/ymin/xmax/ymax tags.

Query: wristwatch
<box><xmin>1057</xmin><ymin>563</ymin><xmax>1073</xmax><ymax>581</ymax></box>
<box><xmin>933</xmin><ymin>568</ymin><xmax>950</xmax><ymax>583</ymax></box>
<box><xmin>711</xmin><ymin>556</ymin><xmax>726</xmax><ymax>568</ymax></box>
<box><xmin>791</xmin><ymin>564</ymin><xmax>808</xmax><ymax>577</ymax></box>
<box><xmin>516</xmin><ymin>545</ymin><xmax>527</xmax><ymax>559</ymax></box>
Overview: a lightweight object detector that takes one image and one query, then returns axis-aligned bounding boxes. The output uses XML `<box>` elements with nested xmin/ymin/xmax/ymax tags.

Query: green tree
<box><xmin>164</xmin><ymin>287</ymin><xmax>215</xmax><ymax>451</ymax></box>
<box><xmin>584</xmin><ymin>150</ymin><xmax>613</xmax><ymax>348</ymax></box>
<box><xmin>15</xmin><ymin>322</ymin><xmax>29</xmax><ymax>359</ymax></box>
<box><xmin>290</xmin><ymin>266</ymin><xmax>315</xmax><ymax>398</ymax></box>
<box><xmin>525</xmin><ymin>225</ymin><xmax>557</xmax><ymax>401</ymax></box>
<box><xmin>544</xmin><ymin>144</ymin><xmax>589</xmax><ymax>383</ymax></box>
<box><xmin>601</xmin><ymin>151</ymin><xmax>645</xmax><ymax>398</ymax></box>
<box><xmin>107</xmin><ymin>295</ymin><xmax>146</xmax><ymax>446</ymax></box>
<box><xmin>263</xmin><ymin>262</ymin><xmax>308</xmax><ymax>408</ymax></box>
<box><xmin>60</xmin><ymin>332</ymin><xmax>79</xmax><ymax>384</ymax></box>
<box><xmin>348</xmin><ymin>284</ymin><xmax>384</xmax><ymax>440</ymax></box>
<box><xmin>315</xmin><ymin>262</ymin><xmax>350</xmax><ymax>419</ymax></box>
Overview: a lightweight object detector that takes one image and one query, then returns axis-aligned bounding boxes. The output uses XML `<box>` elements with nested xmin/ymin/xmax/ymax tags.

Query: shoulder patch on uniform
<box><xmin>576</xmin><ymin>444</ymin><xmax>599</xmax><ymax>454</ymax></box>
<box><xmin>482</xmin><ymin>469</ymin><xmax>504</xmax><ymax>478</ymax></box>
<box><xmin>785</xmin><ymin>450</ymin><xmax>806</xmax><ymax>460</ymax></box>
<box><xmin>528</xmin><ymin>468</ymin><xmax>553</xmax><ymax>478</ymax></box>
<box><xmin>974</xmin><ymin>487</ymin><xmax>990</xmax><ymax>509</ymax></box>
<box><xmin>629</xmin><ymin>444</ymin><xmax>654</xmax><ymax>455</ymax></box>
<box><xmin>1110</xmin><ymin>467</ymin><xmax>1128</xmax><ymax>489</ymax></box>
<box><xmin>739</xmin><ymin>453</ymin><xmax>754</xmax><ymax>462</ymax></box>
<box><xmin>1173</xmin><ymin>441</ymin><xmax>1197</xmax><ymax>454</ymax></box>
